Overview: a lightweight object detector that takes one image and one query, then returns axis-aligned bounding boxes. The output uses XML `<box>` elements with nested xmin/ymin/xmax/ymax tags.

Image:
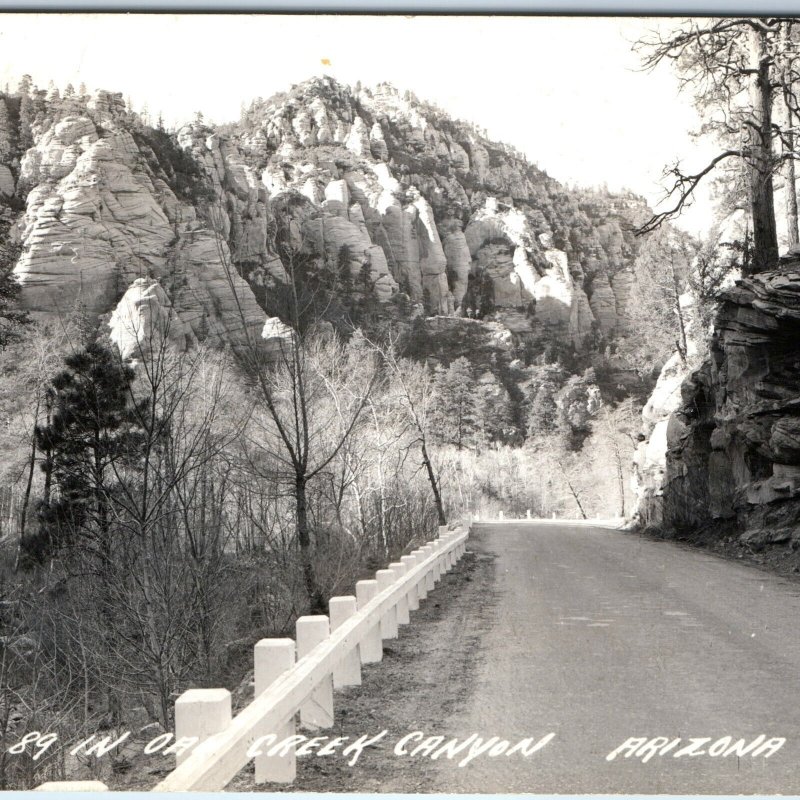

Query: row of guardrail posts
<box><xmin>173</xmin><ymin>526</ymin><xmax>466</xmax><ymax>786</ymax></box>
<box><xmin>35</xmin><ymin>526</ymin><xmax>467</xmax><ymax>793</ymax></box>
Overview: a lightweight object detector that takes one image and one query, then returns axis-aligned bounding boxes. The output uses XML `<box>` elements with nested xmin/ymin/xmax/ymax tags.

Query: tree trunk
<box><xmin>784</xmin><ymin>104</ymin><xmax>799</xmax><ymax>248</ymax></box>
<box><xmin>747</xmin><ymin>25</ymin><xmax>780</xmax><ymax>273</ymax></box>
<box><xmin>614</xmin><ymin>446</ymin><xmax>626</xmax><ymax>518</ymax></box>
<box><xmin>15</xmin><ymin>395</ymin><xmax>41</xmax><ymax>572</ymax></box>
<box><xmin>782</xmin><ymin>24</ymin><xmax>799</xmax><ymax>248</ymax></box>
<box><xmin>420</xmin><ymin>438</ymin><xmax>447</xmax><ymax>526</ymax></box>
<box><xmin>558</xmin><ymin>460</ymin><xmax>587</xmax><ymax>520</ymax></box>
<box><xmin>295</xmin><ymin>474</ymin><xmax>325</xmax><ymax>613</ymax></box>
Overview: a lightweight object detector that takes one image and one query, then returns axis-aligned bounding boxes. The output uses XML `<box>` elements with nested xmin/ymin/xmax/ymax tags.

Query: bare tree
<box><xmin>209</xmin><ymin>212</ymin><xmax>377</xmax><ymax>612</ymax></box>
<box><xmin>367</xmin><ymin>337</ymin><xmax>447</xmax><ymax>527</ymax></box>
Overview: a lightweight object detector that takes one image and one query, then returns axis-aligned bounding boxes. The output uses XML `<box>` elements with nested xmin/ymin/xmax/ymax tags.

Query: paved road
<box><xmin>431</xmin><ymin>521</ymin><xmax>800</xmax><ymax>794</ymax></box>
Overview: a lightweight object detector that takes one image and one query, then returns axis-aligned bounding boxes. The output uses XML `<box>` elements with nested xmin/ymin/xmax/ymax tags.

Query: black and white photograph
<box><xmin>0</xmin><ymin>10</ymin><xmax>798</xmax><ymax>794</ymax></box>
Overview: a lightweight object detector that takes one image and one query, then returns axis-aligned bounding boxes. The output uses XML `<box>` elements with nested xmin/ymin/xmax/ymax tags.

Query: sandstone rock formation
<box><xmin>635</xmin><ymin>265</ymin><xmax>800</xmax><ymax>545</ymax></box>
<box><xmin>109</xmin><ymin>277</ymin><xmax>186</xmax><ymax>360</ymax></box>
<box><xmin>232</xmin><ymin>77</ymin><xmax>641</xmax><ymax>329</ymax></box>
<box><xmin>9</xmin><ymin>92</ymin><xmax>269</xmax><ymax>350</ymax></box>
<box><xmin>1</xmin><ymin>76</ymin><xmax>654</xmax><ymax>382</ymax></box>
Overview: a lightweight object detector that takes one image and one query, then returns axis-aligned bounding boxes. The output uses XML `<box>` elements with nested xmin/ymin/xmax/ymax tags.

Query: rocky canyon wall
<box><xmin>0</xmin><ymin>77</ymin><xmax>649</xmax><ymax>364</ymax></box>
<box><xmin>634</xmin><ymin>262</ymin><xmax>800</xmax><ymax>547</ymax></box>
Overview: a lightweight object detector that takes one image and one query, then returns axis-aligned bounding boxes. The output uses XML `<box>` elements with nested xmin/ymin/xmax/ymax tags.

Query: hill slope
<box><xmin>0</xmin><ymin>77</ymin><xmax>649</xmax><ymax>361</ymax></box>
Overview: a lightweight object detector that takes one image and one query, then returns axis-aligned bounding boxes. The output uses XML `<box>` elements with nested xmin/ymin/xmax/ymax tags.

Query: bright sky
<box><xmin>0</xmin><ymin>14</ymin><xmax>716</xmax><ymax>234</ymax></box>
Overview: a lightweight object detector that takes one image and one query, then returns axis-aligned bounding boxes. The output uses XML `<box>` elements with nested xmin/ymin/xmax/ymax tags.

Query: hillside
<box><xmin>0</xmin><ymin>77</ymin><xmax>652</xmax><ymax>368</ymax></box>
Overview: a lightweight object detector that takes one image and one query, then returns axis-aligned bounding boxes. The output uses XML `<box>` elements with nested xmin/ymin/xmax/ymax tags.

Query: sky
<box><xmin>0</xmin><ymin>14</ymin><xmax>717</xmax><ymax>234</ymax></box>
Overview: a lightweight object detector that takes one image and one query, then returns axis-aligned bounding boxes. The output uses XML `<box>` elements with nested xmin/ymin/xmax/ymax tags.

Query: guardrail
<box><xmin>34</xmin><ymin>525</ymin><xmax>468</xmax><ymax>793</ymax></box>
<box><xmin>153</xmin><ymin>525</ymin><xmax>468</xmax><ymax>791</ymax></box>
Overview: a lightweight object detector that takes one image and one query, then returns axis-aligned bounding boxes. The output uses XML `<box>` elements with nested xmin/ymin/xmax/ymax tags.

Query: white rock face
<box><xmin>109</xmin><ymin>278</ymin><xmax>186</xmax><ymax>360</ymax></box>
<box><xmin>588</xmin><ymin>275</ymin><xmax>617</xmax><ymax>334</ymax></box>
<box><xmin>340</xmin><ymin>166</ymin><xmax>450</xmax><ymax>311</ymax></box>
<box><xmin>536</xmin><ymin>245</ymin><xmax>573</xmax><ymax>329</ymax></box>
<box><xmin>303</xmin><ymin>213</ymin><xmax>398</xmax><ymax>301</ymax></box>
<box><xmin>443</xmin><ymin>229</ymin><xmax>471</xmax><ymax>308</ymax></box>
<box><xmin>19</xmin><ymin>116</ymin><xmax>98</xmax><ymax>187</ymax></box>
<box><xmin>345</xmin><ymin>116</ymin><xmax>371</xmax><ymax>157</ymax></box>
<box><xmin>0</xmin><ymin>165</ymin><xmax>14</xmax><ymax>197</ymax></box>
<box><xmin>177</xmin><ymin>122</ymin><xmax>270</xmax><ymax>268</ymax></box>
<box><xmin>171</xmin><ymin>226</ymin><xmax>265</xmax><ymax>346</ymax></box>
<box><xmin>262</xmin><ymin>315</ymin><xmax>296</xmax><ymax>358</ymax></box>
<box><xmin>611</xmin><ymin>269</ymin><xmax>634</xmax><ymax>333</ymax></box>
<box><xmin>369</xmin><ymin>122</ymin><xmax>388</xmax><ymax>161</ymax></box>
<box><xmin>16</xmin><ymin>128</ymin><xmax>174</xmax><ymax>317</ymax></box>
<box><xmin>14</xmin><ymin>100</ymin><xmax>267</xmax><ymax>350</ymax></box>
<box><xmin>464</xmin><ymin>202</ymin><xmax>541</xmax><ymax>310</ymax></box>
<box><xmin>9</xmin><ymin>78</ymin><xmax>643</xmax><ymax>361</ymax></box>
<box><xmin>633</xmin><ymin>295</ymin><xmax>700</xmax><ymax>522</ymax></box>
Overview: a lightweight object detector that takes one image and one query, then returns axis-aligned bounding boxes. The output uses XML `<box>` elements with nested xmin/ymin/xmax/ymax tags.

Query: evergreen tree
<box><xmin>431</xmin><ymin>357</ymin><xmax>480</xmax><ymax>450</ymax></box>
<box><xmin>18</xmin><ymin>93</ymin><xmax>34</xmax><ymax>151</ymax></box>
<box><xmin>0</xmin><ymin>220</ymin><xmax>30</xmax><ymax>349</ymax></box>
<box><xmin>527</xmin><ymin>379</ymin><xmax>559</xmax><ymax>439</ymax></box>
<box><xmin>22</xmin><ymin>342</ymin><xmax>138</xmax><ymax>566</ymax></box>
<box><xmin>477</xmin><ymin>380</ymin><xmax>516</xmax><ymax>447</ymax></box>
<box><xmin>0</xmin><ymin>98</ymin><xmax>12</xmax><ymax>161</ymax></box>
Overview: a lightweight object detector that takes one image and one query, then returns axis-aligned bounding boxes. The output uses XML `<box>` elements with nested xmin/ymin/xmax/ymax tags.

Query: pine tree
<box><xmin>0</xmin><ymin>98</ymin><xmax>12</xmax><ymax>161</ymax></box>
<box><xmin>18</xmin><ymin>93</ymin><xmax>34</xmax><ymax>151</ymax></box>
<box><xmin>431</xmin><ymin>357</ymin><xmax>480</xmax><ymax>450</ymax></box>
<box><xmin>0</xmin><ymin>219</ymin><xmax>30</xmax><ymax>349</ymax></box>
<box><xmin>527</xmin><ymin>379</ymin><xmax>559</xmax><ymax>440</ymax></box>
<box><xmin>22</xmin><ymin>342</ymin><xmax>138</xmax><ymax>566</ymax></box>
<box><xmin>477</xmin><ymin>380</ymin><xmax>516</xmax><ymax>447</ymax></box>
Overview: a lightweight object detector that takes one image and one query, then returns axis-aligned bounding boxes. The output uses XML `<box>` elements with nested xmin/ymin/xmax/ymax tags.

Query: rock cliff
<box><xmin>634</xmin><ymin>261</ymin><xmax>800</xmax><ymax>547</ymax></box>
<box><xmin>6</xmin><ymin>90</ymin><xmax>264</xmax><ymax>349</ymax></box>
<box><xmin>0</xmin><ymin>76</ymin><xmax>650</xmax><ymax>363</ymax></box>
<box><xmin>231</xmin><ymin>77</ymin><xmax>643</xmax><ymax>341</ymax></box>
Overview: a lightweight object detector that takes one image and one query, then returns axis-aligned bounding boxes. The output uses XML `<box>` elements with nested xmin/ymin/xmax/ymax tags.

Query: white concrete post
<box><xmin>254</xmin><ymin>639</ymin><xmax>296</xmax><ymax>783</ymax></box>
<box><xmin>389</xmin><ymin>562</ymin><xmax>409</xmax><ymax>624</ymax></box>
<box><xmin>422</xmin><ymin>545</ymin><xmax>436</xmax><ymax>591</ymax></box>
<box><xmin>412</xmin><ymin>549</ymin><xmax>429</xmax><ymax>600</ymax></box>
<box><xmin>375</xmin><ymin>569</ymin><xmax>398</xmax><ymax>639</ymax></box>
<box><xmin>329</xmin><ymin>596</ymin><xmax>361</xmax><ymax>688</ymax></box>
<box><xmin>355</xmin><ymin>579</ymin><xmax>382</xmax><ymax>663</ymax></box>
<box><xmin>526</xmin><ymin>508</ymin><xmax>532</xmax><ymax>519</ymax></box>
<box><xmin>432</xmin><ymin>543</ymin><xmax>443</xmax><ymax>583</ymax></box>
<box><xmin>296</xmin><ymin>616</ymin><xmax>334</xmax><ymax>729</ymax></box>
<box><xmin>174</xmin><ymin>688</ymin><xmax>232</xmax><ymax>766</ymax></box>
<box><xmin>35</xmin><ymin>782</ymin><xmax>109</xmax><ymax>791</ymax></box>
<box><xmin>499</xmin><ymin>510</ymin><xmax>504</xmax><ymax>520</ymax></box>
<box><xmin>438</xmin><ymin>524</ymin><xmax>449</xmax><ymax>540</ymax></box>
<box><xmin>442</xmin><ymin>535</ymin><xmax>454</xmax><ymax>570</ymax></box>
<box><xmin>401</xmin><ymin>554</ymin><xmax>419</xmax><ymax>610</ymax></box>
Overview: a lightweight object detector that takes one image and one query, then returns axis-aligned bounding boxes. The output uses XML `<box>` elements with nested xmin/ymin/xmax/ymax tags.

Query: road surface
<box><xmin>430</xmin><ymin>521</ymin><xmax>800</xmax><ymax>793</ymax></box>
<box><xmin>233</xmin><ymin>521</ymin><xmax>800</xmax><ymax>794</ymax></box>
